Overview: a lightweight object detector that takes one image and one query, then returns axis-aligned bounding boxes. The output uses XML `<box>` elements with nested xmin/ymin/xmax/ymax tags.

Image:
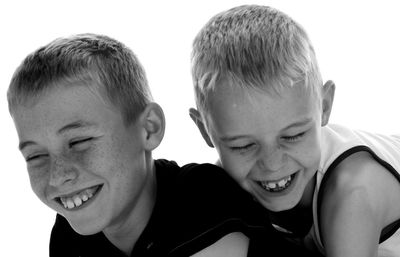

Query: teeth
<box><xmin>67</xmin><ymin>199</ymin><xmax>75</xmax><ymax>209</ymax></box>
<box><xmin>73</xmin><ymin>195</ymin><xmax>82</xmax><ymax>207</ymax></box>
<box><xmin>81</xmin><ymin>194</ymin><xmax>88</xmax><ymax>202</ymax></box>
<box><xmin>277</xmin><ymin>179</ymin><xmax>287</xmax><ymax>187</ymax></box>
<box><xmin>87</xmin><ymin>190</ymin><xmax>93</xmax><ymax>198</ymax></box>
<box><xmin>260</xmin><ymin>175</ymin><xmax>293</xmax><ymax>192</ymax></box>
<box><xmin>59</xmin><ymin>186</ymin><xmax>99</xmax><ymax>209</ymax></box>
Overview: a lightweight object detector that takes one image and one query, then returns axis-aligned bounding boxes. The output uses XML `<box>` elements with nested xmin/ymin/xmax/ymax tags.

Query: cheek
<box><xmin>71</xmin><ymin>139</ymin><xmax>117</xmax><ymax>176</ymax></box>
<box><xmin>105</xmin><ymin>134</ymin><xmax>143</xmax><ymax>180</ymax></box>
<box><xmin>218</xmin><ymin>149</ymin><xmax>250</xmax><ymax>180</ymax></box>
<box><xmin>293</xmin><ymin>135</ymin><xmax>321</xmax><ymax>169</ymax></box>
<box><xmin>28</xmin><ymin>167</ymin><xmax>49</xmax><ymax>200</ymax></box>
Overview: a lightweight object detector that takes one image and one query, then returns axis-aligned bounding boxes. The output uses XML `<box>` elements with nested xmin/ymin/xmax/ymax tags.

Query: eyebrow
<box><xmin>220</xmin><ymin>135</ymin><xmax>247</xmax><ymax>143</ymax></box>
<box><xmin>19</xmin><ymin>120</ymin><xmax>96</xmax><ymax>151</ymax></box>
<box><xmin>281</xmin><ymin>117</ymin><xmax>313</xmax><ymax>131</ymax></box>
<box><xmin>56</xmin><ymin>120</ymin><xmax>95</xmax><ymax>135</ymax></box>
<box><xmin>19</xmin><ymin>141</ymin><xmax>35</xmax><ymax>151</ymax></box>
<box><xmin>219</xmin><ymin>117</ymin><xmax>313</xmax><ymax>143</ymax></box>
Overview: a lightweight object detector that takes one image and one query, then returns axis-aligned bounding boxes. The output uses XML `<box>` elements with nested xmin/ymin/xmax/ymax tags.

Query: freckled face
<box><xmin>12</xmin><ymin>84</ymin><xmax>152</xmax><ymax>235</ymax></box>
<box><xmin>204</xmin><ymin>81</ymin><xmax>324</xmax><ymax>212</ymax></box>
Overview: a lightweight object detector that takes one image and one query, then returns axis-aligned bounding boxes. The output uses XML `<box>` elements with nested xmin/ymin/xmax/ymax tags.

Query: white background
<box><xmin>1</xmin><ymin>0</ymin><xmax>399</xmax><ymax>255</ymax></box>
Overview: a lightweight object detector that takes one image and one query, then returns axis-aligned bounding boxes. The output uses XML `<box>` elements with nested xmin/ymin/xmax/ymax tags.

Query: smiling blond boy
<box><xmin>190</xmin><ymin>5</ymin><xmax>400</xmax><ymax>257</ymax></box>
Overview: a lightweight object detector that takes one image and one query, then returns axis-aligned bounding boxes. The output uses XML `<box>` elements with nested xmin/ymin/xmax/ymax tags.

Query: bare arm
<box><xmin>190</xmin><ymin>232</ymin><xmax>249</xmax><ymax>257</ymax></box>
<box><xmin>320</xmin><ymin>152</ymin><xmax>400</xmax><ymax>257</ymax></box>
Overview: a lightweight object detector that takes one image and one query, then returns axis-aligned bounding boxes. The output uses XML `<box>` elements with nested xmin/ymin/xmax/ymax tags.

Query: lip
<box><xmin>54</xmin><ymin>184</ymin><xmax>103</xmax><ymax>211</ymax></box>
<box><xmin>260</xmin><ymin>173</ymin><xmax>294</xmax><ymax>184</ymax></box>
<box><xmin>254</xmin><ymin>171</ymin><xmax>299</xmax><ymax>198</ymax></box>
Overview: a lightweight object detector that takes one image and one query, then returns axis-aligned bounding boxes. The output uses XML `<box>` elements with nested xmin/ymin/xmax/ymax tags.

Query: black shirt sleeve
<box><xmin>161</xmin><ymin>163</ymin><xmax>273</xmax><ymax>256</ymax></box>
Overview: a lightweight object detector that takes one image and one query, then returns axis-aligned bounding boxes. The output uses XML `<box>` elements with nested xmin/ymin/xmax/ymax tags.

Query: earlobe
<box><xmin>189</xmin><ymin>108</ymin><xmax>214</xmax><ymax>148</ymax></box>
<box><xmin>142</xmin><ymin>103</ymin><xmax>165</xmax><ymax>151</ymax></box>
<box><xmin>321</xmin><ymin>80</ymin><xmax>335</xmax><ymax>126</ymax></box>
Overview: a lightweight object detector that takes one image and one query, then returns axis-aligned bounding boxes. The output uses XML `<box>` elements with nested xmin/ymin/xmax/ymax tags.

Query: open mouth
<box><xmin>258</xmin><ymin>173</ymin><xmax>296</xmax><ymax>193</ymax></box>
<box><xmin>56</xmin><ymin>185</ymin><xmax>103</xmax><ymax>210</ymax></box>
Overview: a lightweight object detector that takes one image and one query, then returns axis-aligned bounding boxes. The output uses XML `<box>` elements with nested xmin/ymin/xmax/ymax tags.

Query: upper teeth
<box><xmin>60</xmin><ymin>186</ymin><xmax>98</xmax><ymax>209</ymax></box>
<box><xmin>260</xmin><ymin>175</ymin><xmax>292</xmax><ymax>192</ymax></box>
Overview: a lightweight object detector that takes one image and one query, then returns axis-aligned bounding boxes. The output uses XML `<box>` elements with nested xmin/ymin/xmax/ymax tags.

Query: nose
<box><xmin>257</xmin><ymin>145</ymin><xmax>286</xmax><ymax>173</ymax></box>
<box><xmin>49</xmin><ymin>156</ymin><xmax>78</xmax><ymax>187</ymax></box>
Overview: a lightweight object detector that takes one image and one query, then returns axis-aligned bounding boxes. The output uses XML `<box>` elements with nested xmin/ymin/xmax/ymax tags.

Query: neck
<box><xmin>103</xmin><ymin>158</ymin><xmax>157</xmax><ymax>256</ymax></box>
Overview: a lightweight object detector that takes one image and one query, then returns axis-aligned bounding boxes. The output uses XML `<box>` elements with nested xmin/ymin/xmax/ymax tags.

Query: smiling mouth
<box><xmin>258</xmin><ymin>173</ymin><xmax>296</xmax><ymax>193</ymax></box>
<box><xmin>56</xmin><ymin>185</ymin><xmax>102</xmax><ymax>210</ymax></box>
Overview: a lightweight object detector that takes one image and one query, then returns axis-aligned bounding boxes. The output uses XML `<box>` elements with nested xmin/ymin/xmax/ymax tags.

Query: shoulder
<box><xmin>175</xmin><ymin>162</ymin><xmax>246</xmax><ymax>202</ymax></box>
<box><xmin>319</xmin><ymin>151</ymin><xmax>396</xmax><ymax>223</ymax></box>
<box><xmin>175</xmin><ymin>162</ymin><xmax>259</xmax><ymax>214</ymax></box>
<box><xmin>180</xmin><ymin>162</ymin><xmax>228</xmax><ymax>178</ymax></box>
<box><xmin>160</xmin><ymin>162</ymin><xmax>273</xmax><ymax>256</ymax></box>
<box><xmin>320</xmin><ymin>151</ymin><xmax>398</xmax><ymax>212</ymax></box>
<box><xmin>318</xmin><ymin>151</ymin><xmax>400</xmax><ymax>254</ymax></box>
<box><xmin>155</xmin><ymin>159</ymin><xmax>239</xmax><ymax>199</ymax></box>
<box><xmin>179</xmin><ymin>162</ymin><xmax>235</xmax><ymax>187</ymax></box>
<box><xmin>155</xmin><ymin>158</ymin><xmax>233</xmax><ymax>184</ymax></box>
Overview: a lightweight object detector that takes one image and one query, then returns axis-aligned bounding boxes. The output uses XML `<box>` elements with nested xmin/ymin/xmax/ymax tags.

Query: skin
<box><xmin>191</xmin><ymin>80</ymin><xmax>334</xmax><ymax>212</ymax></box>
<box><xmin>320</xmin><ymin>151</ymin><xmax>400</xmax><ymax>257</ymax></box>
<box><xmin>11</xmin><ymin>83</ymin><xmax>250</xmax><ymax>257</ymax></box>
<box><xmin>12</xmin><ymin>84</ymin><xmax>164</xmax><ymax>254</ymax></box>
<box><xmin>191</xmin><ymin>79</ymin><xmax>400</xmax><ymax>256</ymax></box>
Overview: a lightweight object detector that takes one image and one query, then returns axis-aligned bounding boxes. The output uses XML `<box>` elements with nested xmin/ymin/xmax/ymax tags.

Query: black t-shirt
<box><xmin>50</xmin><ymin>159</ymin><xmax>318</xmax><ymax>257</ymax></box>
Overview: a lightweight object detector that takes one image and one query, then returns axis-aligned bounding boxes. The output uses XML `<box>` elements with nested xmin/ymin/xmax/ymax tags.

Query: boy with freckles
<box><xmin>7</xmin><ymin>33</ymin><xmax>303</xmax><ymax>256</ymax></box>
<box><xmin>189</xmin><ymin>5</ymin><xmax>400</xmax><ymax>257</ymax></box>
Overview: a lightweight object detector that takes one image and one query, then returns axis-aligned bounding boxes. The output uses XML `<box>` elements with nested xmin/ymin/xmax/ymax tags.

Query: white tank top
<box><xmin>306</xmin><ymin>124</ymin><xmax>400</xmax><ymax>256</ymax></box>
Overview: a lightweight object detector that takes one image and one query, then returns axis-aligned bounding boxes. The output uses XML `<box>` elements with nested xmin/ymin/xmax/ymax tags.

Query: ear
<box><xmin>321</xmin><ymin>80</ymin><xmax>335</xmax><ymax>126</ymax></box>
<box><xmin>189</xmin><ymin>108</ymin><xmax>214</xmax><ymax>148</ymax></box>
<box><xmin>140</xmin><ymin>103</ymin><xmax>165</xmax><ymax>151</ymax></box>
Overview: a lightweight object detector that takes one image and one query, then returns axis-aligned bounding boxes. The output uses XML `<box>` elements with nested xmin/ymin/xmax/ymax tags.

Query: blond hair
<box><xmin>191</xmin><ymin>5</ymin><xmax>322</xmax><ymax>112</ymax></box>
<box><xmin>8</xmin><ymin>33</ymin><xmax>152</xmax><ymax>125</ymax></box>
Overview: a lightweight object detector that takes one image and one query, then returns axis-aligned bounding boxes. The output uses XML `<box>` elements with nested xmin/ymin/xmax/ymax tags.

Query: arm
<box><xmin>320</xmin><ymin>151</ymin><xmax>400</xmax><ymax>257</ymax></box>
<box><xmin>190</xmin><ymin>232</ymin><xmax>249</xmax><ymax>257</ymax></box>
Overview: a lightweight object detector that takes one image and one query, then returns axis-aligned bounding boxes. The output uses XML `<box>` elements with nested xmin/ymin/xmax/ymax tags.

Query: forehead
<box><xmin>12</xmin><ymin>84</ymin><xmax>121</xmax><ymax>142</ymax></box>
<box><xmin>205</xmin><ymin>80</ymin><xmax>319</xmax><ymax>136</ymax></box>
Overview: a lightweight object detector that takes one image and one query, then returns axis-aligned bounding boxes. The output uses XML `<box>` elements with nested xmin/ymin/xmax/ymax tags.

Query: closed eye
<box><xmin>230</xmin><ymin>143</ymin><xmax>256</xmax><ymax>153</ymax></box>
<box><xmin>69</xmin><ymin>137</ymin><xmax>93</xmax><ymax>149</ymax></box>
<box><xmin>26</xmin><ymin>153</ymin><xmax>48</xmax><ymax>163</ymax></box>
<box><xmin>282</xmin><ymin>132</ymin><xmax>305</xmax><ymax>142</ymax></box>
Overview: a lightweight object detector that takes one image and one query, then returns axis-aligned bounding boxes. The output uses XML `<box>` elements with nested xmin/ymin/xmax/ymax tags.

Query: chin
<box><xmin>265</xmin><ymin>204</ymin><xmax>292</xmax><ymax>212</ymax></box>
<box><xmin>259</xmin><ymin>198</ymin><xmax>299</xmax><ymax>212</ymax></box>
<box><xmin>68</xmin><ymin>218</ymin><xmax>105</xmax><ymax>235</ymax></box>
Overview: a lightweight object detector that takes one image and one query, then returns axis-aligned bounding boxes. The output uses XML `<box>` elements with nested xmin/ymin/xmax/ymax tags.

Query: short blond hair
<box><xmin>191</xmin><ymin>5</ymin><xmax>322</xmax><ymax>113</ymax></box>
<box><xmin>8</xmin><ymin>33</ymin><xmax>152</xmax><ymax>125</ymax></box>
